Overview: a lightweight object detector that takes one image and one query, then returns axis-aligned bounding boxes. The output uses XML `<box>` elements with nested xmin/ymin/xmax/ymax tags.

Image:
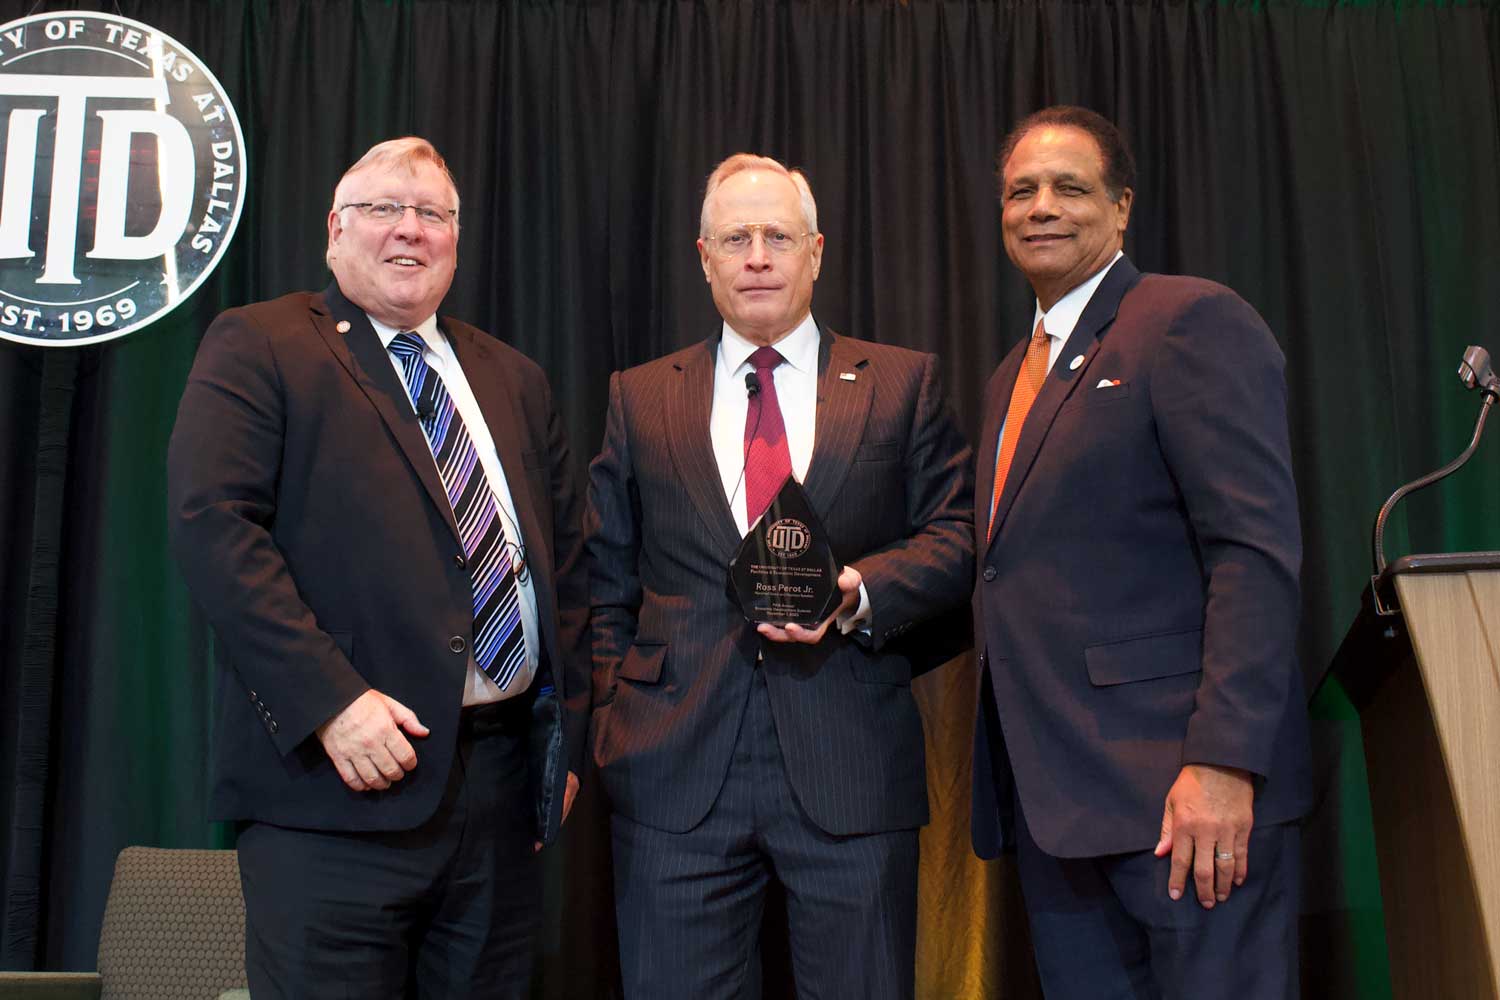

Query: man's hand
<box><xmin>757</xmin><ymin>566</ymin><xmax>863</xmax><ymax>645</ymax></box>
<box><xmin>316</xmin><ymin>689</ymin><xmax>430</xmax><ymax>792</ymax></box>
<box><xmin>535</xmin><ymin>770</ymin><xmax>582</xmax><ymax>852</ymax></box>
<box><xmin>1154</xmin><ymin>763</ymin><xmax>1254</xmax><ymax>908</ymax></box>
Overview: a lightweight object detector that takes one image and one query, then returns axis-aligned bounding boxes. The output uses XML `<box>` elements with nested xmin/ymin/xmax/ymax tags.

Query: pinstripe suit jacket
<box><xmin>586</xmin><ymin>325</ymin><xmax>973</xmax><ymax>836</ymax></box>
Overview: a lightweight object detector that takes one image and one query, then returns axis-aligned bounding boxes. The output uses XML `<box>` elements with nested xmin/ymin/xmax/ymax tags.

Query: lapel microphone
<box><xmin>414</xmin><ymin>369</ymin><xmax>439</xmax><ymax>421</ymax></box>
<box><xmin>727</xmin><ymin>373</ymin><xmax>764</xmax><ymax>519</ymax></box>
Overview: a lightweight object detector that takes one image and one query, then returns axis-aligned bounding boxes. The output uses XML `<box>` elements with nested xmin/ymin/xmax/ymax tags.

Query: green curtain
<box><xmin>5</xmin><ymin>1</ymin><xmax>1500</xmax><ymax>995</ymax></box>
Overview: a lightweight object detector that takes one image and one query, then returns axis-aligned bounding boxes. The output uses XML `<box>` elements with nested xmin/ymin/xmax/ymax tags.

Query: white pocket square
<box><xmin>1095</xmin><ymin>378</ymin><xmax>1123</xmax><ymax>389</ymax></box>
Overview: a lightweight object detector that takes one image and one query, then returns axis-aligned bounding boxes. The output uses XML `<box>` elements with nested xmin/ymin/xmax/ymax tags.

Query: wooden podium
<box><xmin>1329</xmin><ymin>553</ymin><xmax>1500</xmax><ymax>999</ymax></box>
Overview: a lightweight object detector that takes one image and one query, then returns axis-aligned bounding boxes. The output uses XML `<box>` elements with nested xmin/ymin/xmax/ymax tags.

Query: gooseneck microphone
<box><xmin>1371</xmin><ymin>344</ymin><xmax>1498</xmax><ymax>580</ymax></box>
<box><xmin>727</xmin><ymin>373</ymin><xmax>765</xmax><ymax>518</ymax></box>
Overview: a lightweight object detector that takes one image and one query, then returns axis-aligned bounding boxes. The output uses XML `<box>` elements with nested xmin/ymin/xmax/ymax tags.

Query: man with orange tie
<box><xmin>586</xmin><ymin>152</ymin><xmax>972</xmax><ymax>999</ymax></box>
<box><xmin>970</xmin><ymin>106</ymin><xmax>1311</xmax><ymax>998</ymax></box>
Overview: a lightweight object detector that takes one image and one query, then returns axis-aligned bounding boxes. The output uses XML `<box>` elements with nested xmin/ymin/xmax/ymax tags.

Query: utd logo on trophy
<box><xmin>764</xmin><ymin>518</ymin><xmax>811</xmax><ymax>559</ymax></box>
<box><xmin>0</xmin><ymin>12</ymin><xmax>245</xmax><ymax>346</ymax></box>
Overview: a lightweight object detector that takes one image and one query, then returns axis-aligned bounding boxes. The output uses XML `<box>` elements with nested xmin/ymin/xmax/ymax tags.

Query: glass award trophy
<box><xmin>728</xmin><ymin>477</ymin><xmax>840</xmax><ymax>627</ymax></box>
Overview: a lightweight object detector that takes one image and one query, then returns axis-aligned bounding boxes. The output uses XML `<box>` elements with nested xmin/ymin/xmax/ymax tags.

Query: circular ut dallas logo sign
<box><xmin>0</xmin><ymin>12</ymin><xmax>245</xmax><ymax>346</ymax></box>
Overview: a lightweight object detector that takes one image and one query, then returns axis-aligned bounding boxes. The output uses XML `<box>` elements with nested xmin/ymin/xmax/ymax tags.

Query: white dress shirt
<box><xmin>373</xmin><ymin>314</ymin><xmax>540</xmax><ymax>706</ymax></box>
<box><xmin>996</xmin><ymin>250</ymin><xmax>1124</xmax><ymax>458</ymax></box>
<box><xmin>711</xmin><ymin>314</ymin><xmax>820</xmax><ymax>532</ymax></box>
<box><xmin>709</xmin><ymin>313</ymin><xmax>871</xmax><ymax>631</ymax></box>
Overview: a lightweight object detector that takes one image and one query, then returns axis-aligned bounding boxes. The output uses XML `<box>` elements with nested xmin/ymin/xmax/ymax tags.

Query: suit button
<box><xmin>449</xmin><ymin>636</ymin><xmax>467</xmax><ymax>654</ymax></box>
<box><xmin>983</xmin><ymin>566</ymin><xmax>996</xmax><ymax>582</ymax></box>
<box><xmin>453</xmin><ymin>554</ymin><xmax>466</xmax><ymax>568</ymax></box>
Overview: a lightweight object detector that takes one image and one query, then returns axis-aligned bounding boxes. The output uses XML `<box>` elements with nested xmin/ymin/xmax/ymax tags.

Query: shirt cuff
<box><xmin>837</xmin><ymin>582</ymin><xmax>873</xmax><ymax>637</ymax></box>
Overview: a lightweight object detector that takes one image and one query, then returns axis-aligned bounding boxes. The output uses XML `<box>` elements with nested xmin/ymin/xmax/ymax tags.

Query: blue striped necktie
<box><xmin>387</xmin><ymin>332</ymin><xmax>528</xmax><ymax>690</ymax></box>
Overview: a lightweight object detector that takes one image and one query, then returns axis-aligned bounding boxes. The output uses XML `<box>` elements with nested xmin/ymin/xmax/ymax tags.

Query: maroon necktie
<box><xmin>743</xmin><ymin>345</ymin><xmax>792</xmax><ymax>526</ymax></box>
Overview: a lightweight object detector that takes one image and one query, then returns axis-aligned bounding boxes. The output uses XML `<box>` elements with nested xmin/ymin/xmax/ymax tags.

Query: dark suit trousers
<box><xmin>611</xmin><ymin>666</ymin><xmax>919</xmax><ymax>1000</ymax></box>
<box><xmin>237</xmin><ymin>695</ymin><xmax>541</xmax><ymax>1000</ymax></box>
<box><xmin>1013</xmin><ymin>790</ymin><xmax>1300</xmax><ymax>1000</ymax></box>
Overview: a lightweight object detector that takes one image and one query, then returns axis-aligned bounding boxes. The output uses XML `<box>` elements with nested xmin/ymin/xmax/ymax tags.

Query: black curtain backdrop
<box><xmin>3</xmin><ymin>1</ymin><xmax>1499</xmax><ymax>997</ymax></box>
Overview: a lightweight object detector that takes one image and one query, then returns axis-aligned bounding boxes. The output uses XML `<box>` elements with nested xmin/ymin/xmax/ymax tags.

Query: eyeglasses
<box><xmin>340</xmin><ymin>200</ymin><xmax>457</xmax><ymax>228</ymax></box>
<box><xmin>704</xmin><ymin>222</ymin><xmax>814</xmax><ymax>259</ymax></box>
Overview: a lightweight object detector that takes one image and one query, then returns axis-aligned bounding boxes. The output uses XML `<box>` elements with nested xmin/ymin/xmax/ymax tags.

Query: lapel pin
<box><xmin>336</xmin><ymin>320</ymin><xmax>351</xmax><ymax>334</ymax></box>
<box><xmin>1068</xmin><ymin>354</ymin><xmax>1084</xmax><ymax>371</ymax></box>
<box><xmin>839</xmin><ymin>372</ymin><xmax>857</xmax><ymax>381</ymax></box>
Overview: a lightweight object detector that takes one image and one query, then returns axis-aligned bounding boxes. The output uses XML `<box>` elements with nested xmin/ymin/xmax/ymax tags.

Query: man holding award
<box><xmin>586</xmin><ymin>153</ymin><xmax>973</xmax><ymax>999</ymax></box>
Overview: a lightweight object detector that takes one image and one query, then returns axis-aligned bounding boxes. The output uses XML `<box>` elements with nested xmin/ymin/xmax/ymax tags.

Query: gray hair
<box><xmin>699</xmin><ymin>153</ymin><xmax>818</xmax><ymax>237</ymax></box>
<box><xmin>327</xmin><ymin>137</ymin><xmax>460</xmax><ymax>266</ymax></box>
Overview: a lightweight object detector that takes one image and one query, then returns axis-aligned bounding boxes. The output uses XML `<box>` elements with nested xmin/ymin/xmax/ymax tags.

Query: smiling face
<box><xmin>1000</xmin><ymin>125</ymin><xmax>1133</xmax><ymax>311</ymax></box>
<box><xmin>697</xmin><ymin>169</ymin><xmax>823</xmax><ymax>346</ymax></box>
<box><xmin>326</xmin><ymin>159</ymin><xmax>458</xmax><ymax>329</ymax></box>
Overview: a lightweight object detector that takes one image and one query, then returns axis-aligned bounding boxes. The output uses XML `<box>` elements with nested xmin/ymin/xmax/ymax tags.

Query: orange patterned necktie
<box><xmin>987</xmin><ymin>319</ymin><xmax>1051</xmax><ymax>542</ymax></box>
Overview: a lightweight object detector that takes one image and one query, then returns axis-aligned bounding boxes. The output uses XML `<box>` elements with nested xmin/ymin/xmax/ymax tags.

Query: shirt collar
<box><xmin>369</xmin><ymin>312</ymin><xmax>441</xmax><ymax>350</ymax></box>
<box><xmin>1031</xmin><ymin>249</ymin><xmax>1124</xmax><ymax>343</ymax></box>
<box><xmin>719</xmin><ymin>312</ymin><xmax>820</xmax><ymax>377</ymax></box>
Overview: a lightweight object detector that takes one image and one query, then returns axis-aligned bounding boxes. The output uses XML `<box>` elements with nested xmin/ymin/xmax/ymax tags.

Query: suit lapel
<box><xmin>448</xmin><ymin>322</ymin><xmax>560</xmax><ymax>663</ymax></box>
<box><xmin>985</xmin><ymin>257</ymin><xmax>1144</xmax><ymax>548</ymax></box>
<box><xmin>802</xmin><ymin>328</ymin><xmax>872</xmax><ymax>518</ymax></box>
<box><xmin>314</xmin><ymin>282</ymin><xmax>463</xmax><ymax>548</ymax></box>
<box><xmin>665</xmin><ymin>337</ymin><xmax>742</xmax><ymax>556</ymax></box>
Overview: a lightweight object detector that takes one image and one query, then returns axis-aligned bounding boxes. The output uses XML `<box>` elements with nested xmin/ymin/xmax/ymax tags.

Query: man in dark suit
<box><xmin>587</xmin><ymin>153</ymin><xmax>973</xmax><ymax>999</ymax></box>
<box><xmin>167</xmin><ymin>137</ymin><xmax>587</xmax><ymax>999</ymax></box>
<box><xmin>971</xmin><ymin>106</ymin><xmax>1311</xmax><ymax>998</ymax></box>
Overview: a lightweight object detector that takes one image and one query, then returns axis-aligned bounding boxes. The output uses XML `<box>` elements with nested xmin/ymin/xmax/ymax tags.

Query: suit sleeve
<box><xmin>849</xmin><ymin>352</ymin><xmax>975</xmax><ymax>654</ymax></box>
<box><xmin>1151</xmin><ymin>290</ymin><xmax>1302</xmax><ymax>780</ymax></box>
<box><xmin>166</xmin><ymin>309</ymin><xmax>368</xmax><ymax>754</ymax></box>
<box><xmin>584</xmin><ymin>372</ymin><xmax>642</xmax><ymax>709</ymax></box>
<box><xmin>538</xmin><ymin>376</ymin><xmax>591</xmax><ymax>776</ymax></box>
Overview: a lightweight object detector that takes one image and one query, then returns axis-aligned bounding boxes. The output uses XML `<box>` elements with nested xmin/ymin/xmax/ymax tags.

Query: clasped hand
<box><xmin>756</xmin><ymin>566</ymin><xmax>863</xmax><ymax>644</ymax></box>
<box><xmin>316</xmin><ymin>689</ymin><xmax>429</xmax><ymax>792</ymax></box>
<box><xmin>317</xmin><ymin>689</ymin><xmax>580</xmax><ymax>851</ymax></box>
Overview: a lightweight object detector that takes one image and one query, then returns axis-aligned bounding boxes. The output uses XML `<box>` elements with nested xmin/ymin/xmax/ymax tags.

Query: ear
<box><xmin>1113</xmin><ymin>187</ymin><xmax>1134</xmax><ymax>236</ymax></box>
<box><xmin>326</xmin><ymin>209</ymin><xmax>344</xmax><ymax>261</ymax></box>
<box><xmin>697</xmin><ymin>238</ymin><xmax>712</xmax><ymax>283</ymax></box>
<box><xmin>809</xmin><ymin>232</ymin><xmax>825</xmax><ymax>281</ymax></box>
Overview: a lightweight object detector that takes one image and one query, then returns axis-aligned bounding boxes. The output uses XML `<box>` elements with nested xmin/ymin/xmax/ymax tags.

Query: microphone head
<box><xmin>1459</xmin><ymin>345</ymin><xmax>1496</xmax><ymax>392</ymax></box>
<box><xmin>416</xmin><ymin>398</ymin><xmax>436</xmax><ymax>420</ymax></box>
<box><xmin>745</xmin><ymin>372</ymin><xmax>761</xmax><ymax>397</ymax></box>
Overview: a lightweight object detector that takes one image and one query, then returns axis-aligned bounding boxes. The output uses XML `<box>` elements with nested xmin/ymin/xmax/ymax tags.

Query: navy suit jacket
<box><xmin>168</xmin><ymin>282</ymin><xmax>589</xmax><ymax>842</ymax></box>
<box><xmin>972</xmin><ymin>257</ymin><xmax>1312</xmax><ymax>860</ymax></box>
<box><xmin>587</xmin><ymin>327</ymin><xmax>973</xmax><ymax>837</ymax></box>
